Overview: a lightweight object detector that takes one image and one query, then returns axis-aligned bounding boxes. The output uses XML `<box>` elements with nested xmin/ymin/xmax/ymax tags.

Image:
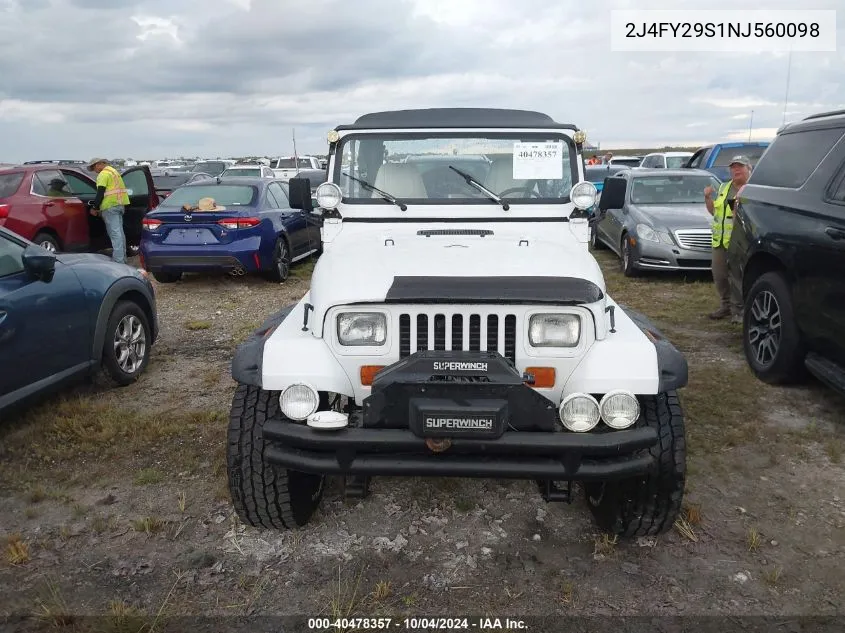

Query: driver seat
<box><xmin>483</xmin><ymin>155</ymin><xmax>534</xmax><ymax>198</ymax></box>
<box><xmin>371</xmin><ymin>163</ymin><xmax>427</xmax><ymax>199</ymax></box>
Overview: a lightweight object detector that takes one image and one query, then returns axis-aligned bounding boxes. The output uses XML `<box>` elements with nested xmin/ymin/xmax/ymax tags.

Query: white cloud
<box><xmin>0</xmin><ymin>0</ymin><xmax>843</xmax><ymax>160</ymax></box>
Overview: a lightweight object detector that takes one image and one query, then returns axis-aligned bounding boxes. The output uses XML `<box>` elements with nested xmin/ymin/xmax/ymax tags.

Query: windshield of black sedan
<box><xmin>336</xmin><ymin>134</ymin><xmax>576</xmax><ymax>204</ymax></box>
<box><xmin>630</xmin><ymin>174</ymin><xmax>720</xmax><ymax>205</ymax></box>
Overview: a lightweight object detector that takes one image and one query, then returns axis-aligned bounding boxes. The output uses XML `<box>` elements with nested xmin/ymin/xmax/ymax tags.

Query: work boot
<box><xmin>708</xmin><ymin>306</ymin><xmax>730</xmax><ymax>320</ymax></box>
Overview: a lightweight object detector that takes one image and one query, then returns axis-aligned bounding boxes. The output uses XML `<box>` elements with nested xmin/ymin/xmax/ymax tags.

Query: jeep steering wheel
<box><xmin>497</xmin><ymin>187</ymin><xmax>541</xmax><ymax>199</ymax></box>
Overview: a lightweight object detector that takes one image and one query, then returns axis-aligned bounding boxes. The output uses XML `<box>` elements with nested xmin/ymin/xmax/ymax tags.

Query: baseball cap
<box><xmin>729</xmin><ymin>155</ymin><xmax>752</xmax><ymax>167</ymax></box>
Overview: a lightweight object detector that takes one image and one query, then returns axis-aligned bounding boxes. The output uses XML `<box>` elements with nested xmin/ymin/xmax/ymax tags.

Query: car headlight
<box><xmin>337</xmin><ymin>312</ymin><xmax>387</xmax><ymax>346</ymax></box>
<box><xmin>315</xmin><ymin>182</ymin><xmax>343</xmax><ymax>209</ymax></box>
<box><xmin>528</xmin><ymin>314</ymin><xmax>580</xmax><ymax>347</ymax></box>
<box><xmin>569</xmin><ymin>181</ymin><xmax>597</xmax><ymax>210</ymax></box>
<box><xmin>599</xmin><ymin>390</ymin><xmax>640</xmax><ymax>429</ymax></box>
<box><xmin>559</xmin><ymin>393</ymin><xmax>601</xmax><ymax>432</ymax></box>
<box><xmin>636</xmin><ymin>223</ymin><xmax>673</xmax><ymax>244</ymax></box>
<box><xmin>280</xmin><ymin>383</ymin><xmax>319</xmax><ymax>421</ymax></box>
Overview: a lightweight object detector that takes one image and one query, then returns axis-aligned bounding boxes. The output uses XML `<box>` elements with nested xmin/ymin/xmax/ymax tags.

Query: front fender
<box><xmin>563</xmin><ymin>299</ymin><xmax>688</xmax><ymax>395</ymax></box>
<box><xmin>233</xmin><ymin>298</ymin><xmax>355</xmax><ymax>396</ymax></box>
<box><xmin>92</xmin><ymin>277</ymin><xmax>158</xmax><ymax>361</ymax></box>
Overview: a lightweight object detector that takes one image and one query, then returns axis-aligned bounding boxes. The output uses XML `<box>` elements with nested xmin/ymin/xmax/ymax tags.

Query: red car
<box><xmin>0</xmin><ymin>164</ymin><xmax>158</xmax><ymax>253</ymax></box>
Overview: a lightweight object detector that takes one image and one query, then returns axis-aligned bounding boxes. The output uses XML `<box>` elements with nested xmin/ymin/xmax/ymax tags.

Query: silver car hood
<box><xmin>631</xmin><ymin>203</ymin><xmax>711</xmax><ymax>229</ymax></box>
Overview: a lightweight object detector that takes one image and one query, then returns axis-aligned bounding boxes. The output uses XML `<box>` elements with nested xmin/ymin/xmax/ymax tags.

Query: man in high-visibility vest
<box><xmin>704</xmin><ymin>155</ymin><xmax>752</xmax><ymax>322</ymax></box>
<box><xmin>87</xmin><ymin>158</ymin><xmax>130</xmax><ymax>264</ymax></box>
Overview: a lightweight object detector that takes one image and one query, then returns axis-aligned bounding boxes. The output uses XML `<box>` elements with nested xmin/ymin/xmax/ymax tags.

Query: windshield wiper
<box><xmin>449</xmin><ymin>165</ymin><xmax>509</xmax><ymax>211</ymax></box>
<box><xmin>342</xmin><ymin>172</ymin><xmax>407</xmax><ymax>211</ymax></box>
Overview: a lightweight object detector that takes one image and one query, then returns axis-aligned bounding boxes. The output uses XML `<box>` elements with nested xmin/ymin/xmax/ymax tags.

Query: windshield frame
<box><xmin>629</xmin><ymin>174</ymin><xmax>721</xmax><ymax>205</ymax></box>
<box><xmin>332</xmin><ymin>131</ymin><xmax>579</xmax><ymax>207</ymax></box>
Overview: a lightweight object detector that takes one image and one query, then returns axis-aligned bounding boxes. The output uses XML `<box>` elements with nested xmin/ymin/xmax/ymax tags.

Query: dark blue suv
<box><xmin>0</xmin><ymin>227</ymin><xmax>158</xmax><ymax>416</ymax></box>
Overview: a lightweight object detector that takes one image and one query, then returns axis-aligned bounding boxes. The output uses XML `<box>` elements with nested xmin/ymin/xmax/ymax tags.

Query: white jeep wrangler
<box><xmin>227</xmin><ymin>108</ymin><xmax>688</xmax><ymax>537</ymax></box>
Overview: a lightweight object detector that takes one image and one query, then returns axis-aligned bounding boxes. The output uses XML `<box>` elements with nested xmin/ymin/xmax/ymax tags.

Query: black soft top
<box><xmin>335</xmin><ymin>108</ymin><xmax>578</xmax><ymax>131</ymax></box>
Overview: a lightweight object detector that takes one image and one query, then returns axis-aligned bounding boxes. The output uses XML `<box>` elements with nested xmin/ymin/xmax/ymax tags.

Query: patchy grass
<box><xmin>370</xmin><ymin>580</ymin><xmax>392</xmax><ymax>602</ymax></box>
<box><xmin>764</xmin><ymin>567</ymin><xmax>783</xmax><ymax>587</ymax></box>
<box><xmin>34</xmin><ymin>577</ymin><xmax>74</xmax><ymax>628</ymax></box>
<box><xmin>825</xmin><ymin>439</ymin><xmax>843</xmax><ymax>464</ymax></box>
<box><xmin>0</xmin><ymin>396</ymin><xmax>226</xmax><ymax>486</ymax></box>
<box><xmin>90</xmin><ymin>515</ymin><xmax>117</xmax><ymax>535</ymax></box>
<box><xmin>558</xmin><ymin>581</ymin><xmax>575</xmax><ymax>606</ymax></box>
<box><xmin>6</xmin><ymin>533</ymin><xmax>30</xmax><ymax>565</ymax></box>
<box><xmin>593</xmin><ymin>534</ymin><xmax>618</xmax><ymax>557</ymax></box>
<box><xmin>131</xmin><ymin>516</ymin><xmax>166</xmax><ymax>535</ymax></box>
<box><xmin>329</xmin><ymin>565</ymin><xmax>366</xmax><ymax>628</ymax></box>
<box><xmin>103</xmin><ymin>600</ymin><xmax>150</xmax><ymax>633</ymax></box>
<box><xmin>674</xmin><ymin>517</ymin><xmax>699</xmax><ymax>542</ymax></box>
<box><xmin>232</xmin><ymin>319</ymin><xmax>261</xmax><ymax>345</ymax></box>
<box><xmin>185</xmin><ymin>320</ymin><xmax>212</xmax><ymax>331</ymax></box>
<box><xmin>454</xmin><ymin>497</ymin><xmax>475</xmax><ymax>513</ymax></box>
<box><xmin>290</xmin><ymin>258</ymin><xmax>316</xmax><ymax>280</ymax></box>
<box><xmin>747</xmin><ymin>527</ymin><xmax>762</xmax><ymax>552</ymax></box>
<box><xmin>134</xmin><ymin>468</ymin><xmax>165</xmax><ymax>486</ymax></box>
<box><xmin>683</xmin><ymin>503</ymin><xmax>703</xmax><ymax>526</ymax></box>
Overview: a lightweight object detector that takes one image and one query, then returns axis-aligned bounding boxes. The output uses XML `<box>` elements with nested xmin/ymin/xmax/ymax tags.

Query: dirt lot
<box><xmin>1</xmin><ymin>248</ymin><xmax>844</xmax><ymax>631</ymax></box>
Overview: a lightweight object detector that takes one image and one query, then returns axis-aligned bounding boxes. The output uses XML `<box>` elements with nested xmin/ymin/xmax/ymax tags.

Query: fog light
<box><xmin>600</xmin><ymin>390</ymin><xmax>640</xmax><ymax>429</ymax></box>
<box><xmin>279</xmin><ymin>383</ymin><xmax>319</xmax><ymax>421</ymax></box>
<box><xmin>559</xmin><ymin>393</ymin><xmax>600</xmax><ymax>432</ymax></box>
<box><xmin>307</xmin><ymin>410</ymin><xmax>348</xmax><ymax>430</ymax></box>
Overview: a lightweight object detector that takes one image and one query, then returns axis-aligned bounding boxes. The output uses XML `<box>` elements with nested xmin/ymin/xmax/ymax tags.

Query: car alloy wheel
<box><xmin>113</xmin><ymin>314</ymin><xmax>147</xmax><ymax>375</ymax></box>
<box><xmin>622</xmin><ymin>239</ymin><xmax>630</xmax><ymax>270</ymax></box>
<box><xmin>747</xmin><ymin>289</ymin><xmax>781</xmax><ymax>368</ymax></box>
<box><xmin>274</xmin><ymin>240</ymin><xmax>290</xmax><ymax>281</ymax></box>
<box><xmin>39</xmin><ymin>239</ymin><xmax>57</xmax><ymax>253</ymax></box>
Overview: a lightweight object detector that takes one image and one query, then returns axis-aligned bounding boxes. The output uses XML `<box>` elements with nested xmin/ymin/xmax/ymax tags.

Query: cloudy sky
<box><xmin>0</xmin><ymin>0</ymin><xmax>842</xmax><ymax>161</ymax></box>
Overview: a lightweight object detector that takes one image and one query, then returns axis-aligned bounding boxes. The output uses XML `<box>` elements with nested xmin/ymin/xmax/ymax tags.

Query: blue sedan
<box><xmin>139</xmin><ymin>178</ymin><xmax>322</xmax><ymax>283</ymax></box>
<box><xmin>0</xmin><ymin>227</ymin><xmax>158</xmax><ymax>416</ymax></box>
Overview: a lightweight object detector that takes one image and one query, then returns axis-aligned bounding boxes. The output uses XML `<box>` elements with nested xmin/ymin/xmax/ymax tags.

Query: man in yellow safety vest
<box><xmin>704</xmin><ymin>155</ymin><xmax>752</xmax><ymax>322</ymax></box>
<box><xmin>87</xmin><ymin>158</ymin><xmax>130</xmax><ymax>264</ymax></box>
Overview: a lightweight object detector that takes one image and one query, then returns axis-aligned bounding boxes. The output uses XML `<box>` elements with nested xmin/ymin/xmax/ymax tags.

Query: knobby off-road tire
<box><xmin>227</xmin><ymin>384</ymin><xmax>324</xmax><ymax>530</ymax></box>
<box><xmin>585</xmin><ymin>391</ymin><xmax>685</xmax><ymax>537</ymax></box>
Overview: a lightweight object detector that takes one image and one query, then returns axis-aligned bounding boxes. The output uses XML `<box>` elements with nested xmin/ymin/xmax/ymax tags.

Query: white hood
<box><xmin>306</xmin><ymin>223</ymin><xmax>606</xmax><ymax>334</ymax></box>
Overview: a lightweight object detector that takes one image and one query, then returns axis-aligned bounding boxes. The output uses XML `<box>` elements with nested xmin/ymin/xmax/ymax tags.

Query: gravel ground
<box><xmin>1</xmin><ymin>254</ymin><xmax>844</xmax><ymax>632</ymax></box>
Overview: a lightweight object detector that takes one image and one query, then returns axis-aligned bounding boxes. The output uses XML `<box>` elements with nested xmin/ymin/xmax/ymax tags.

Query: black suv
<box><xmin>728</xmin><ymin>109</ymin><xmax>845</xmax><ymax>395</ymax></box>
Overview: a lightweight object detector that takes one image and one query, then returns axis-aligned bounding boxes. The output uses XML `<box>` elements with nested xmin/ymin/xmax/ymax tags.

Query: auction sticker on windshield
<box><xmin>513</xmin><ymin>141</ymin><xmax>563</xmax><ymax>179</ymax></box>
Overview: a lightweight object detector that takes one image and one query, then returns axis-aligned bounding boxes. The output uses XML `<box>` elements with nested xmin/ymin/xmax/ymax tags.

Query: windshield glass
<box><xmin>161</xmin><ymin>185</ymin><xmax>257</xmax><ymax>207</ymax></box>
<box><xmin>222</xmin><ymin>168</ymin><xmax>260</xmax><ymax>177</ymax></box>
<box><xmin>275</xmin><ymin>158</ymin><xmax>312</xmax><ymax>168</ymax></box>
<box><xmin>335</xmin><ymin>133</ymin><xmax>577</xmax><ymax>205</ymax></box>
<box><xmin>712</xmin><ymin>146</ymin><xmax>768</xmax><ymax>166</ymax></box>
<box><xmin>611</xmin><ymin>158</ymin><xmax>642</xmax><ymax>167</ymax></box>
<box><xmin>665</xmin><ymin>155</ymin><xmax>691</xmax><ymax>168</ymax></box>
<box><xmin>192</xmin><ymin>161</ymin><xmax>226</xmax><ymax>175</ymax></box>
<box><xmin>630</xmin><ymin>174</ymin><xmax>720</xmax><ymax>204</ymax></box>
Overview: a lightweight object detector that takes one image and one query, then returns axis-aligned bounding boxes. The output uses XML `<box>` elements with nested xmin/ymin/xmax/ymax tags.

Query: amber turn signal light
<box><xmin>524</xmin><ymin>367</ymin><xmax>556</xmax><ymax>388</ymax></box>
<box><xmin>360</xmin><ymin>365</ymin><xmax>386</xmax><ymax>386</ymax></box>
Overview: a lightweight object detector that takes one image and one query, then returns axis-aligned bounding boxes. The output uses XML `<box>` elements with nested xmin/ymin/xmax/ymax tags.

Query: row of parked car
<box><xmin>2</xmin><ymin>111</ymin><xmax>844</xmax><ymax>425</ymax></box>
<box><xmin>583</xmin><ymin>141</ymin><xmax>773</xmax><ymax>276</ymax></box>
<box><xmin>589</xmin><ymin>113</ymin><xmax>845</xmax><ymax>397</ymax></box>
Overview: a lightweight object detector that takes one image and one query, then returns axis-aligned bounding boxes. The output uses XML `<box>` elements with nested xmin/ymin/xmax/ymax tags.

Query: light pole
<box><xmin>783</xmin><ymin>50</ymin><xmax>792</xmax><ymax>124</ymax></box>
<box><xmin>748</xmin><ymin>110</ymin><xmax>754</xmax><ymax>141</ymax></box>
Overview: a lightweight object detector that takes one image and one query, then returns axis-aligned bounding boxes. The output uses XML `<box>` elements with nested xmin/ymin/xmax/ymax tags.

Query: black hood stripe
<box><xmin>384</xmin><ymin>276</ymin><xmax>604</xmax><ymax>304</ymax></box>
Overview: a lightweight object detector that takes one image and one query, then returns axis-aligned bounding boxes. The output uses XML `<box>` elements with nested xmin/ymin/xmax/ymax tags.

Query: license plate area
<box><xmin>409</xmin><ymin>397</ymin><xmax>507</xmax><ymax>439</ymax></box>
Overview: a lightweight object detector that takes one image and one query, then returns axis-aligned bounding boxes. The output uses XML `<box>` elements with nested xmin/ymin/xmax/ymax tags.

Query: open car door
<box><xmin>121</xmin><ymin>166</ymin><xmax>160</xmax><ymax>248</ymax></box>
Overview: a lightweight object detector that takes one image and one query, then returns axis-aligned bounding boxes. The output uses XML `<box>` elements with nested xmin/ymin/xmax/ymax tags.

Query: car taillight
<box><xmin>217</xmin><ymin>217</ymin><xmax>261</xmax><ymax>230</ymax></box>
<box><xmin>0</xmin><ymin>204</ymin><xmax>9</xmax><ymax>219</ymax></box>
<box><xmin>142</xmin><ymin>218</ymin><xmax>162</xmax><ymax>230</ymax></box>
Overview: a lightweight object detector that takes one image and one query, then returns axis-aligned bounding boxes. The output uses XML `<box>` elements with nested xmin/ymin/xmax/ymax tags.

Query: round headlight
<box><xmin>573</xmin><ymin>130</ymin><xmax>587</xmax><ymax>144</ymax></box>
<box><xmin>600</xmin><ymin>390</ymin><xmax>640</xmax><ymax>429</ymax></box>
<box><xmin>327</xmin><ymin>129</ymin><xmax>340</xmax><ymax>143</ymax></box>
<box><xmin>279</xmin><ymin>383</ymin><xmax>319</xmax><ymax>421</ymax></box>
<box><xmin>315</xmin><ymin>182</ymin><xmax>343</xmax><ymax>209</ymax></box>
<box><xmin>559</xmin><ymin>393</ymin><xmax>600</xmax><ymax>432</ymax></box>
<box><xmin>570</xmin><ymin>181</ymin><xmax>597</xmax><ymax>210</ymax></box>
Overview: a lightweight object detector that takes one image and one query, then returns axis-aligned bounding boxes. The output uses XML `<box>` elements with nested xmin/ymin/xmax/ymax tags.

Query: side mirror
<box><xmin>23</xmin><ymin>243</ymin><xmax>56</xmax><ymax>282</ymax></box>
<box><xmin>597</xmin><ymin>178</ymin><xmax>627</xmax><ymax>211</ymax></box>
<box><xmin>288</xmin><ymin>177</ymin><xmax>313</xmax><ymax>211</ymax></box>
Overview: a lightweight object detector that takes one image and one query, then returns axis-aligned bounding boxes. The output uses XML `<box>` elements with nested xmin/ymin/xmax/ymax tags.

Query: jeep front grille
<box><xmin>399</xmin><ymin>312</ymin><xmax>518</xmax><ymax>364</ymax></box>
<box><xmin>674</xmin><ymin>229</ymin><xmax>712</xmax><ymax>250</ymax></box>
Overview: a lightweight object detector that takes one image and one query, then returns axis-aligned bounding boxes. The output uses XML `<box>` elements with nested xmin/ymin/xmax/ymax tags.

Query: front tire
<box><xmin>589</xmin><ymin>221</ymin><xmax>604</xmax><ymax>250</ymax></box>
<box><xmin>585</xmin><ymin>391</ymin><xmax>685</xmax><ymax>537</ymax></box>
<box><xmin>101</xmin><ymin>300</ymin><xmax>151</xmax><ymax>386</ymax></box>
<box><xmin>227</xmin><ymin>384</ymin><xmax>324</xmax><ymax>529</ymax></box>
<box><xmin>743</xmin><ymin>271</ymin><xmax>806</xmax><ymax>384</ymax></box>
